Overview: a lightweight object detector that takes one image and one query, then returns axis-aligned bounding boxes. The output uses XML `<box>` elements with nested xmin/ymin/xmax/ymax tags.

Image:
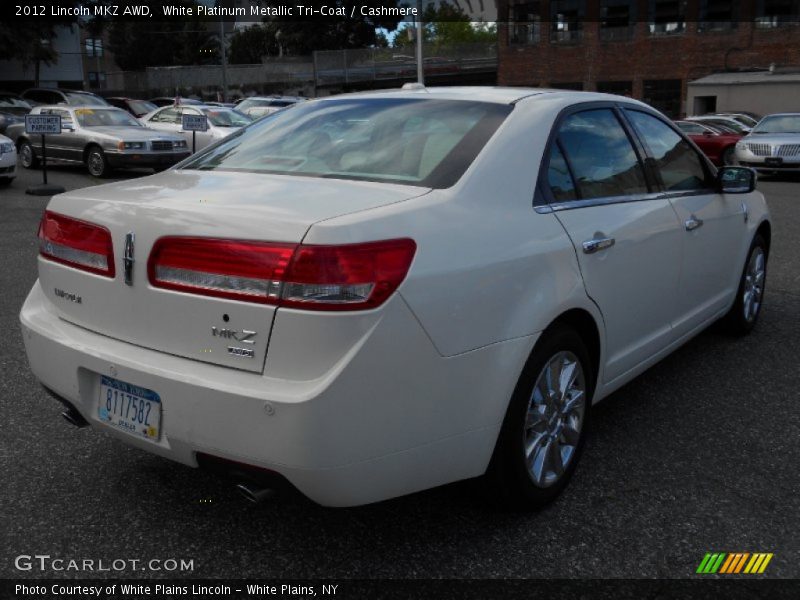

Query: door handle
<box><xmin>582</xmin><ymin>237</ymin><xmax>615</xmax><ymax>254</ymax></box>
<box><xmin>685</xmin><ymin>216</ymin><xmax>704</xmax><ymax>231</ymax></box>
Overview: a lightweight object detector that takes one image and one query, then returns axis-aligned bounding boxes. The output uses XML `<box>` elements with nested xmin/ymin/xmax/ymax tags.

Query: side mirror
<box><xmin>718</xmin><ymin>166</ymin><xmax>756</xmax><ymax>194</ymax></box>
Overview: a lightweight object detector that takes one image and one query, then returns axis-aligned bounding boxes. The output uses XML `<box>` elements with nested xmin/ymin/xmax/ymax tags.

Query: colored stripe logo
<box><xmin>697</xmin><ymin>552</ymin><xmax>773</xmax><ymax>574</ymax></box>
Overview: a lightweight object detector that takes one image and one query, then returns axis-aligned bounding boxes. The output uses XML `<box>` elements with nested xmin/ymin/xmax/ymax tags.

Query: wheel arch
<box><xmin>756</xmin><ymin>219</ymin><xmax>771</xmax><ymax>255</ymax></box>
<box><xmin>548</xmin><ymin>308</ymin><xmax>602</xmax><ymax>395</ymax></box>
<box><xmin>83</xmin><ymin>142</ymin><xmax>103</xmax><ymax>162</ymax></box>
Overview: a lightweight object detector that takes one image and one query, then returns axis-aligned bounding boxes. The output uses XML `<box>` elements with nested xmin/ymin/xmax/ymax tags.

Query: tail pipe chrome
<box><xmin>235</xmin><ymin>482</ymin><xmax>276</xmax><ymax>504</ymax></box>
<box><xmin>62</xmin><ymin>407</ymin><xmax>89</xmax><ymax>428</ymax></box>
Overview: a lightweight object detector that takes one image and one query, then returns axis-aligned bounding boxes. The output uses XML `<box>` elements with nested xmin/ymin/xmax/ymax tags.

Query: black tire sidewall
<box><xmin>488</xmin><ymin>324</ymin><xmax>595</xmax><ymax>509</ymax></box>
<box><xmin>20</xmin><ymin>141</ymin><xmax>37</xmax><ymax>168</ymax></box>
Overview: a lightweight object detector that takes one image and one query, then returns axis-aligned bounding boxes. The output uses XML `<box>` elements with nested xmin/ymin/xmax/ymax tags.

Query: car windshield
<box><xmin>129</xmin><ymin>100</ymin><xmax>157</xmax><ymax>114</ymax></box>
<box><xmin>75</xmin><ymin>108</ymin><xmax>142</xmax><ymax>127</ymax></box>
<box><xmin>65</xmin><ymin>92</ymin><xmax>107</xmax><ymax>106</ymax></box>
<box><xmin>0</xmin><ymin>96</ymin><xmax>31</xmax><ymax>110</ymax></box>
<box><xmin>200</xmin><ymin>108</ymin><xmax>252</xmax><ymax>127</ymax></box>
<box><xmin>752</xmin><ymin>115</ymin><xmax>800</xmax><ymax>134</ymax></box>
<box><xmin>181</xmin><ymin>98</ymin><xmax>511</xmax><ymax>188</ymax></box>
<box><xmin>703</xmin><ymin>118</ymin><xmax>746</xmax><ymax>133</ymax></box>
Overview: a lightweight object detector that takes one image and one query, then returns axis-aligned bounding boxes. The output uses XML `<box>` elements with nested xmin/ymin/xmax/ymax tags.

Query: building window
<box><xmin>698</xmin><ymin>0</ymin><xmax>739</xmax><ymax>32</ymax></box>
<box><xmin>756</xmin><ymin>0</ymin><xmax>800</xmax><ymax>28</ymax></box>
<box><xmin>85</xmin><ymin>38</ymin><xmax>103</xmax><ymax>57</ymax></box>
<box><xmin>509</xmin><ymin>1</ymin><xmax>542</xmax><ymax>45</ymax></box>
<box><xmin>648</xmin><ymin>0</ymin><xmax>686</xmax><ymax>35</ymax></box>
<box><xmin>550</xmin><ymin>0</ymin><xmax>583</xmax><ymax>43</ymax></box>
<box><xmin>596</xmin><ymin>80</ymin><xmax>633</xmax><ymax>96</ymax></box>
<box><xmin>600</xmin><ymin>0</ymin><xmax>636</xmax><ymax>41</ymax></box>
<box><xmin>88</xmin><ymin>71</ymin><xmax>107</xmax><ymax>89</ymax></box>
<box><xmin>642</xmin><ymin>79</ymin><xmax>682</xmax><ymax>118</ymax></box>
<box><xmin>551</xmin><ymin>82</ymin><xmax>584</xmax><ymax>90</ymax></box>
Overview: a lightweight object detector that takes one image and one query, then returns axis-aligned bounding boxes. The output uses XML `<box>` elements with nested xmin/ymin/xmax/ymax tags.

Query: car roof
<box><xmin>33</xmin><ymin>105</ymin><xmax>124</xmax><ymax>112</ymax></box>
<box><xmin>760</xmin><ymin>112</ymin><xmax>800</xmax><ymax>117</ymax></box>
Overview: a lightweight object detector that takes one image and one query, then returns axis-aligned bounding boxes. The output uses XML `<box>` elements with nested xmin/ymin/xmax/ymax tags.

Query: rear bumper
<box><xmin>20</xmin><ymin>281</ymin><xmax>533</xmax><ymax>506</ymax></box>
<box><xmin>106</xmin><ymin>151</ymin><xmax>190</xmax><ymax>168</ymax></box>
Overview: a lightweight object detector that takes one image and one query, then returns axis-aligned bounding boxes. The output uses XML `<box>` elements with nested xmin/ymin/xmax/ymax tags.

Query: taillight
<box><xmin>38</xmin><ymin>211</ymin><xmax>115</xmax><ymax>278</ymax></box>
<box><xmin>148</xmin><ymin>237</ymin><xmax>416</xmax><ymax>311</ymax></box>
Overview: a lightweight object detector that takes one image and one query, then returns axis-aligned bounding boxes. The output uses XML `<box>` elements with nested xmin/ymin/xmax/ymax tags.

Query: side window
<box><xmin>154</xmin><ymin>108</ymin><xmax>179</xmax><ymax>123</ymax></box>
<box><xmin>547</xmin><ymin>143</ymin><xmax>577</xmax><ymax>201</ymax></box>
<box><xmin>627</xmin><ymin>111</ymin><xmax>710</xmax><ymax>192</ymax></box>
<box><xmin>53</xmin><ymin>108</ymin><xmax>72</xmax><ymax>128</ymax></box>
<box><xmin>556</xmin><ymin>109</ymin><xmax>648</xmax><ymax>200</ymax></box>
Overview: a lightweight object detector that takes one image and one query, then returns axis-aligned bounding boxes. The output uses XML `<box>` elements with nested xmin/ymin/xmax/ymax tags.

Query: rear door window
<box><xmin>555</xmin><ymin>108</ymin><xmax>648</xmax><ymax>200</ymax></box>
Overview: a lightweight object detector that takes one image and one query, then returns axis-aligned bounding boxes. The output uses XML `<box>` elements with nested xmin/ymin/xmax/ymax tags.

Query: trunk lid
<box><xmin>40</xmin><ymin>170</ymin><xmax>429</xmax><ymax>373</ymax></box>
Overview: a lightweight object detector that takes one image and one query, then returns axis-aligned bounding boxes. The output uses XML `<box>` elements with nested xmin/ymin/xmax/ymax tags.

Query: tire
<box><xmin>19</xmin><ymin>140</ymin><xmax>39</xmax><ymax>169</ymax></box>
<box><xmin>486</xmin><ymin>324</ymin><xmax>594</xmax><ymax>510</ymax></box>
<box><xmin>0</xmin><ymin>177</ymin><xmax>12</xmax><ymax>186</ymax></box>
<box><xmin>721</xmin><ymin>146</ymin><xmax>736</xmax><ymax>166</ymax></box>
<box><xmin>86</xmin><ymin>146</ymin><xmax>110</xmax><ymax>177</ymax></box>
<box><xmin>719</xmin><ymin>234</ymin><xmax>768</xmax><ymax>336</ymax></box>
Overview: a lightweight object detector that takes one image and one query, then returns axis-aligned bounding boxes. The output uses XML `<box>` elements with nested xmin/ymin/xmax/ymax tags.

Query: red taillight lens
<box><xmin>148</xmin><ymin>237</ymin><xmax>416</xmax><ymax>310</ymax></box>
<box><xmin>38</xmin><ymin>211</ymin><xmax>115</xmax><ymax>278</ymax></box>
<box><xmin>147</xmin><ymin>237</ymin><xmax>297</xmax><ymax>304</ymax></box>
<box><xmin>281</xmin><ymin>239</ymin><xmax>417</xmax><ymax>310</ymax></box>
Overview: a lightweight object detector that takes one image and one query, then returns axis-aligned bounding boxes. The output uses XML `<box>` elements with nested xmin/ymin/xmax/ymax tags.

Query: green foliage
<box><xmin>393</xmin><ymin>1</ymin><xmax>497</xmax><ymax>49</ymax></box>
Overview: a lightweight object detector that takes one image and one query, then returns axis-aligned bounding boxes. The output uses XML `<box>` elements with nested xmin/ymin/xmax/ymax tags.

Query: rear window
<box><xmin>65</xmin><ymin>92</ymin><xmax>108</xmax><ymax>106</ymax></box>
<box><xmin>181</xmin><ymin>98</ymin><xmax>511</xmax><ymax>188</ymax></box>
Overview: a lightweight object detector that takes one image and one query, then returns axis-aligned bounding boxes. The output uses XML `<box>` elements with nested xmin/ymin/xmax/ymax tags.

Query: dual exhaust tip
<box><xmin>58</xmin><ymin>404</ymin><xmax>275</xmax><ymax>504</ymax></box>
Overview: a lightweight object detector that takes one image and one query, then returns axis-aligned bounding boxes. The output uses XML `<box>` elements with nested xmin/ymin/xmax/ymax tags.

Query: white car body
<box><xmin>140</xmin><ymin>105</ymin><xmax>249</xmax><ymax>152</ymax></box>
<box><xmin>20</xmin><ymin>88</ymin><xmax>771</xmax><ymax>507</ymax></box>
<box><xmin>0</xmin><ymin>133</ymin><xmax>16</xmax><ymax>182</ymax></box>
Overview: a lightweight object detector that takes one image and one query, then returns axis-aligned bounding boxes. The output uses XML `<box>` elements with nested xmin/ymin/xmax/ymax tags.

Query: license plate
<box><xmin>97</xmin><ymin>376</ymin><xmax>162</xmax><ymax>441</ymax></box>
<box><xmin>765</xmin><ymin>157</ymin><xmax>783</xmax><ymax>166</ymax></box>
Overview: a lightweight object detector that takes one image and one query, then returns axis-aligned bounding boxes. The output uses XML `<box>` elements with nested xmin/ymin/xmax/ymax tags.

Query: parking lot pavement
<box><xmin>1</xmin><ymin>164</ymin><xmax>798</xmax><ymax>579</ymax></box>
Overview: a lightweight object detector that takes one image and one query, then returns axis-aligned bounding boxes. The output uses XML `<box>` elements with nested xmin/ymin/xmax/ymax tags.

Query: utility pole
<box><xmin>219</xmin><ymin>16</ymin><xmax>228</xmax><ymax>102</ymax></box>
<box><xmin>416</xmin><ymin>0</ymin><xmax>424</xmax><ymax>84</ymax></box>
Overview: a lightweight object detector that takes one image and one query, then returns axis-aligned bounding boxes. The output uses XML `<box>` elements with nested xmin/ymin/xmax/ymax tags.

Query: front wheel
<box><xmin>86</xmin><ymin>146</ymin><xmax>110</xmax><ymax>178</ymax></box>
<box><xmin>19</xmin><ymin>140</ymin><xmax>39</xmax><ymax>169</ymax></box>
<box><xmin>486</xmin><ymin>324</ymin><xmax>593</xmax><ymax>509</ymax></box>
<box><xmin>720</xmin><ymin>234</ymin><xmax>768</xmax><ymax>335</ymax></box>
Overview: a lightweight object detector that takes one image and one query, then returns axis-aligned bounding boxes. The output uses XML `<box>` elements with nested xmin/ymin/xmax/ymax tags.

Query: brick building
<box><xmin>498</xmin><ymin>0</ymin><xmax>800</xmax><ymax>116</ymax></box>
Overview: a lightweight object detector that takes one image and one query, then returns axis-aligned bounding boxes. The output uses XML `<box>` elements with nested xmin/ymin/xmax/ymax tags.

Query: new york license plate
<box><xmin>97</xmin><ymin>376</ymin><xmax>162</xmax><ymax>441</ymax></box>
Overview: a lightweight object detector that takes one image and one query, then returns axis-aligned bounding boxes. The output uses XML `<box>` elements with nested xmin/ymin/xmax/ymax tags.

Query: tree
<box><xmin>393</xmin><ymin>1</ymin><xmax>497</xmax><ymax>50</ymax></box>
<box><xmin>0</xmin><ymin>18</ymin><xmax>78</xmax><ymax>86</ymax></box>
<box><xmin>228</xmin><ymin>25</ymin><xmax>278</xmax><ymax>64</ymax></box>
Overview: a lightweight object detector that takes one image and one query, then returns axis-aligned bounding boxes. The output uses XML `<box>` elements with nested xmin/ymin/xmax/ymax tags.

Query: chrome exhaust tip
<box><xmin>61</xmin><ymin>408</ymin><xmax>89</xmax><ymax>428</ymax></box>
<box><xmin>235</xmin><ymin>482</ymin><xmax>275</xmax><ymax>504</ymax></box>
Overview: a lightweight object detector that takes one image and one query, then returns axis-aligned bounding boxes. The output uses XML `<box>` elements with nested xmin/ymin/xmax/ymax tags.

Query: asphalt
<box><xmin>1</xmin><ymin>162</ymin><xmax>798</xmax><ymax>580</ymax></box>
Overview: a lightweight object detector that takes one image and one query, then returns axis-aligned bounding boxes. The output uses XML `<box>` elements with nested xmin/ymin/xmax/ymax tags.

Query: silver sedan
<box><xmin>735</xmin><ymin>113</ymin><xmax>800</xmax><ymax>173</ymax></box>
<box><xmin>139</xmin><ymin>105</ymin><xmax>253</xmax><ymax>152</ymax></box>
<box><xmin>7</xmin><ymin>106</ymin><xmax>190</xmax><ymax>177</ymax></box>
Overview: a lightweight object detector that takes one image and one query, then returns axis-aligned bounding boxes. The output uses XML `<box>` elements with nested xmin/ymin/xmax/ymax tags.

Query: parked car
<box><xmin>21</xmin><ymin>88</ymin><xmax>108</xmax><ymax>107</ymax></box>
<box><xmin>0</xmin><ymin>93</ymin><xmax>32</xmax><ymax>133</ymax></box>
<box><xmin>148</xmin><ymin>96</ymin><xmax>204</xmax><ymax>107</ymax></box>
<box><xmin>687</xmin><ymin>115</ymin><xmax>751</xmax><ymax>134</ymax></box>
<box><xmin>674</xmin><ymin>120</ymin><xmax>742</xmax><ymax>165</ymax></box>
<box><xmin>235</xmin><ymin>96</ymin><xmax>304</xmax><ymax>119</ymax></box>
<box><xmin>204</xmin><ymin>101</ymin><xmax>237</xmax><ymax>109</ymax></box>
<box><xmin>7</xmin><ymin>105</ymin><xmax>189</xmax><ymax>177</ymax></box>
<box><xmin>711</xmin><ymin>113</ymin><xmax>760</xmax><ymax>128</ymax></box>
<box><xmin>735</xmin><ymin>112</ymin><xmax>800</xmax><ymax>173</ymax></box>
<box><xmin>140</xmin><ymin>105</ymin><xmax>253</xmax><ymax>152</ymax></box>
<box><xmin>19</xmin><ymin>88</ymin><xmax>770</xmax><ymax>509</ymax></box>
<box><xmin>106</xmin><ymin>97</ymin><xmax>158</xmax><ymax>118</ymax></box>
<box><xmin>0</xmin><ymin>134</ymin><xmax>16</xmax><ymax>184</ymax></box>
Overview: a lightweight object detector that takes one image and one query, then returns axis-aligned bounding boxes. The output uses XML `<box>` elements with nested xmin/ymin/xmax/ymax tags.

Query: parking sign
<box><xmin>25</xmin><ymin>114</ymin><xmax>62</xmax><ymax>135</ymax></box>
<box><xmin>182</xmin><ymin>114</ymin><xmax>208</xmax><ymax>132</ymax></box>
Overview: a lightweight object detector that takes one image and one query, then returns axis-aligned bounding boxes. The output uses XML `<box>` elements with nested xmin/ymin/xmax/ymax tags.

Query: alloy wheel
<box><xmin>21</xmin><ymin>144</ymin><xmax>33</xmax><ymax>168</ymax></box>
<box><xmin>743</xmin><ymin>246</ymin><xmax>765</xmax><ymax>323</ymax></box>
<box><xmin>523</xmin><ymin>351</ymin><xmax>586</xmax><ymax>488</ymax></box>
<box><xmin>88</xmin><ymin>150</ymin><xmax>104</xmax><ymax>177</ymax></box>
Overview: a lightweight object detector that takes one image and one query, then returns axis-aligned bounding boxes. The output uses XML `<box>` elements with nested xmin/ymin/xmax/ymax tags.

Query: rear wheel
<box><xmin>486</xmin><ymin>324</ymin><xmax>593</xmax><ymax>509</ymax></box>
<box><xmin>720</xmin><ymin>234</ymin><xmax>768</xmax><ymax>335</ymax></box>
<box><xmin>19</xmin><ymin>140</ymin><xmax>39</xmax><ymax>169</ymax></box>
<box><xmin>86</xmin><ymin>146</ymin><xmax>110</xmax><ymax>177</ymax></box>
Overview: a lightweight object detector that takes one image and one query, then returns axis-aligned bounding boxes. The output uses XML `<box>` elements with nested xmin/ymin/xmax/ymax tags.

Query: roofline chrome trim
<box><xmin>534</xmin><ymin>188</ymin><xmax>716</xmax><ymax>213</ymax></box>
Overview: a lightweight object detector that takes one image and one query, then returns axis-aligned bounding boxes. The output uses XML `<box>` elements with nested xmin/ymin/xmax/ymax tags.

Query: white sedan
<box><xmin>20</xmin><ymin>87</ymin><xmax>770</xmax><ymax>508</ymax></box>
<box><xmin>0</xmin><ymin>134</ymin><xmax>16</xmax><ymax>184</ymax></box>
<box><xmin>140</xmin><ymin>105</ymin><xmax>253</xmax><ymax>152</ymax></box>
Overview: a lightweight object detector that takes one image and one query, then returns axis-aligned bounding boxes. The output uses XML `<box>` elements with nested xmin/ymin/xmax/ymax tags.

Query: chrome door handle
<box><xmin>582</xmin><ymin>237</ymin><xmax>615</xmax><ymax>254</ymax></box>
<box><xmin>685</xmin><ymin>216</ymin><xmax>704</xmax><ymax>231</ymax></box>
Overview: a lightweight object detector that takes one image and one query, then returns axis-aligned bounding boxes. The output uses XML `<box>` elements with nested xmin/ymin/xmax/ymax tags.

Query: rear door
<box><xmin>623</xmin><ymin>109</ymin><xmax>746</xmax><ymax>335</ymax></box>
<box><xmin>542</xmin><ymin>105</ymin><xmax>683</xmax><ymax>383</ymax></box>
